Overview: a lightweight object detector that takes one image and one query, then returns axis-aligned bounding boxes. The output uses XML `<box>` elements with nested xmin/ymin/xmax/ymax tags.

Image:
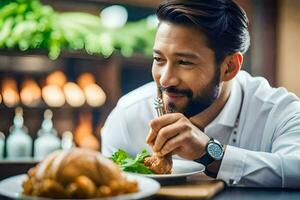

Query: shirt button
<box><xmin>233</xmin><ymin>131</ymin><xmax>237</xmax><ymax>135</ymax></box>
<box><xmin>232</xmin><ymin>138</ymin><xmax>236</xmax><ymax>143</ymax></box>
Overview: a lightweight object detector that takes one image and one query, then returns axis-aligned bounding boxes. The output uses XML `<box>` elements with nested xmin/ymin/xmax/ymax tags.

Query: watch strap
<box><xmin>194</xmin><ymin>151</ymin><xmax>215</xmax><ymax>166</ymax></box>
<box><xmin>204</xmin><ymin>168</ymin><xmax>218</xmax><ymax>178</ymax></box>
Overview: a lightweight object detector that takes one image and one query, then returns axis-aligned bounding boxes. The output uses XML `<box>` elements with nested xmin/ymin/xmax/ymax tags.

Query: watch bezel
<box><xmin>206</xmin><ymin>139</ymin><xmax>224</xmax><ymax>160</ymax></box>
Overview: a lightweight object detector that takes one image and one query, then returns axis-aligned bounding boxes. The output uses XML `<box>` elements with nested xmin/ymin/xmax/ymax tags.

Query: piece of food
<box><xmin>63</xmin><ymin>82</ymin><xmax>85</xmax><ymax>107</ymax></box>
<box><xmin>42</xmin><ymin>70</ymin><xmax>67</xmax><ymax>107</ymax></box>
<box><xmin>1</xmin><ymin>77</ymin><xmax>20</xmax><ymax>107</ymax></box>
<box><xmin>144</xmin><ymin>154</ymin><xmax>173</xmax><ymax>174</ymax></box>
<box><xmin>111</xmin><ymin>149</ymin><xmax>173</xmax><ymax>174</ymax></box>
<box><xmin>110</xmin><ymin>149</ymin><xmax>154</xmax><ymax>174</ymax></box>
<box><xmin>42</xmin><ymin>84</ymin><xmax>65</xmax><ymax>107</ymax></box>
<box><xmin>23</xmin><ymin>148</ymin><xmax>138</xmax><ymax>199</ymax></box>
<box><xmin>20</xmin><ymin>78</ymin><xmax>42</xmax><ymax>107</ymax></box>
<box><xmin>77</xmin><ymin>73</ymin><xmax>95</xmax><ymax>89</ymax></box>
<box><xmin>83</xmin><ymin>84</ymin><xmax>106</xmax><ymax>107</ymax></box>
<box><xmin>77</xmin><ymin>73</ymin><xmax>106</xmax><ymax>107</ymax></box>
<box><xmin>45</xmin><ymin>70</ymin><xmax>67</xmax><ymax>88</ymax></box>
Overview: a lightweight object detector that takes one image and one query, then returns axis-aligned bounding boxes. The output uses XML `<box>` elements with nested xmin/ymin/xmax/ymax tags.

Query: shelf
<box><xmin>0</xmin><ymin>49</ymin><xmax>153</xmax><ymax>70</ymax></box>
<box><xmin>0</xmin><ymin>103</ymin><xmax>105</xmax><ymax>111</ymax></box>
<box><xmin>42</xmin><ymin>0</ymin><xmax>162</xmax><ymax>8</ymax></box>
<box><xmin>0</xmin><ymin>159</ymin><xmax>39</xmax><ymax>164</ymax></box>
<box><xmin>0</xmin><ymin>48</ymin><xmax>152</xmax><ymax>62</ymax></box>
<box><xmin>0</xmin><ymin>49</ymin><xmax>110</xmax><ymax>62</ymax></box>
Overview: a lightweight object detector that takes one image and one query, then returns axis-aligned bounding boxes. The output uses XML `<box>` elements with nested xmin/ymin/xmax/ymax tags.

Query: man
<box><xmin>102</xmin><ymin>0</ymin><xmax>300</xmax><ymax>187</ymax></box>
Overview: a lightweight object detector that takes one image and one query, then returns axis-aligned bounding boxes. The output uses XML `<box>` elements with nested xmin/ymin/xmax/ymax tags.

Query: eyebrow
<box><xmin>175</xmin><ymin>52</ymin><xmax>199</xmax><ymax>59</ymax></box>
<box><xmin>153</xmin><ymin>49</ymin><xmax>200</xmax><ymax>59</ymax></box>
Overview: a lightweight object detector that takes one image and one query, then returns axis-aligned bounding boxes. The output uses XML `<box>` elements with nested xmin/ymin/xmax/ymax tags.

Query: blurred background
<box><xmin>0</xmin><ymin>0</ymin><xmax>299</xmax><ymax>164</ymax></box>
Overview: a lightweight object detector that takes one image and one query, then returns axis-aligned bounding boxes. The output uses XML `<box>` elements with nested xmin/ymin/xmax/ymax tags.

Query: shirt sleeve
<box><xmin>217</xmin><ymin>111</ymin><xmax>300</xmax><ymax>188</ymax></box>
<box><xmin>101</xmin><ymin>106</ymin><xmax>129</xmax><ymax>157</ymax></box>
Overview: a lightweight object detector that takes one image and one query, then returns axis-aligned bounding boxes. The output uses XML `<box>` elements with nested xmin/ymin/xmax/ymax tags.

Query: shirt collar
<box><xmin>205</xmin><ymin>79</ymin><xmax>242</xmax><ymax>131</ymax></box>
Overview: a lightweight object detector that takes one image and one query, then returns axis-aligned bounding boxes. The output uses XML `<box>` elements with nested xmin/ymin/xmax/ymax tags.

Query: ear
<box><xmin>220</xmin><ymin>52</ymin><xmax>243</xmax><ymax>82</ymax></box>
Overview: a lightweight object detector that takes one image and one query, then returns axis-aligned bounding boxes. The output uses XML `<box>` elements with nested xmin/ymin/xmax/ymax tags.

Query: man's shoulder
<box><xmin>117</xmin><ymin>82</ymin><xmax>156</xmax><ymax>109</ymax></box>
<box><xmin>236</xmin><ymin>70</ymin><xmax>299</xmax><ymax>106</ymax></box>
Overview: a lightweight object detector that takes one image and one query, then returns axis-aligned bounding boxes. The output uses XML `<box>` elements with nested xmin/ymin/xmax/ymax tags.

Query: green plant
<box><xmin>0</xmin><ymin>0</ymin><xmax>156</xmax><ymax>59</ymax></box>
<box><xmin>110</xmin><ymin>149</ymin><xmax>154</xmax><ymax>174</ymax></box>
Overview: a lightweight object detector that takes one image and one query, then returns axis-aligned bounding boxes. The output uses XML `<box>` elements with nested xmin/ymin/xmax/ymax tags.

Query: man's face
<box><xmin>152</xmin><ymin>22</ymin><xmax>221</xmax><ymax>117</ymax></box>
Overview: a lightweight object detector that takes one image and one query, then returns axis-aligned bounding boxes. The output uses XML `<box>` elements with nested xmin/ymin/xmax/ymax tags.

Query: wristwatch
<box><xmin>194</xmin><ymin>138</ymin><xmax>224</xmax><ymax>167</ymax></box>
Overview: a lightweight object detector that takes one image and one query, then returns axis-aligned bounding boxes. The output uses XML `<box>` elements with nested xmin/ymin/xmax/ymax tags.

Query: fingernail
<box><xmin>148</xmin><ymin>142</ymin><xmax>153</xmax><ymax>147</ymax></box>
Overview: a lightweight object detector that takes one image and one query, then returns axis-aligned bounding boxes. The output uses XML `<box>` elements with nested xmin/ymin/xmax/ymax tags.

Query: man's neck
<box><xmin>189</xmin><ymin>81</ymin><xmax>232</xmax><ymax>130</ymax></box>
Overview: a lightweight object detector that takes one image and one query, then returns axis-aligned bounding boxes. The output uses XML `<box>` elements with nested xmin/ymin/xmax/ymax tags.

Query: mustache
<box><xmin>159</xmin><ymin>86</ymin><xmax>193</xmax><ymax>98</ymax></box>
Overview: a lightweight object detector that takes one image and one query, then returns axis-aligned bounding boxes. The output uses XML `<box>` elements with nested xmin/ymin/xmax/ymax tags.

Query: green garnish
<box><xmin>110</xmin><ymin>149</ymin><xmax>154</xmax><ymax>174</ymax></box>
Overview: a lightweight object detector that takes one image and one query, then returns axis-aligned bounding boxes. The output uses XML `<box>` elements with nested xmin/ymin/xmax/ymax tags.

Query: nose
<box><xmin>159</xmin><ymin>65</ymin><xmax>179</xmax><ymax>88</ymax></box>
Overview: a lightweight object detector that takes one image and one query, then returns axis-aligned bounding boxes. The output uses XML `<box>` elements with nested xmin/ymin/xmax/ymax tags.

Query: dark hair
<box><xmin>156</xmin><ymin>0</ymin><xmax>250</xmax><ymax>65</ymax></box>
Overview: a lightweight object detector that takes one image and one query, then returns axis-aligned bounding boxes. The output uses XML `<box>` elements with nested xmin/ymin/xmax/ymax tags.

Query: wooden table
<box><xmin>0</xmin><ymin>162</ymin><xmax>299</xmax><ymax>200</ymax></box>
<box><xmin>211</xmin><ymin>187</ymin><xmax>300</xmax><ymax>200</ymax></box>
<box><xmin>150</xmin><ymin>173</ymin><xmax>300</xmax><ymax>200</ymax></box>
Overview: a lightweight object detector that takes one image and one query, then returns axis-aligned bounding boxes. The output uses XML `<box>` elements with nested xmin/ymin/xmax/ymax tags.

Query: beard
<box><xmin>159</xmin><ymin>70</ymin><xmax>220</xmax><ymax>118</ymax></box>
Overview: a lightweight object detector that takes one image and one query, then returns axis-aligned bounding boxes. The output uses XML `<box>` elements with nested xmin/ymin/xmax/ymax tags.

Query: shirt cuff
<box><xmin>216</xmin><ymin>145</ymin><xmax>247</xmax><ymax>186</ymax></box>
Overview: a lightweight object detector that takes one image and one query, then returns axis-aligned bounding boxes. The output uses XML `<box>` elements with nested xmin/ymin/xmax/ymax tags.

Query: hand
<box><xmin>146</xmin><ymin>113</ymin><xmax>210</xmax><ymax>160</ymax></box>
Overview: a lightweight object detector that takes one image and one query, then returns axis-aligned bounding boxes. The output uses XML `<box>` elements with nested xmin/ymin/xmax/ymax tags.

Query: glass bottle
<box><xmin>61</xmin><ymin>131</ymin><xmax>74</xmax><ymax>150</ymax></box>
<box><xmin>34</xmin><ymin>109</ymin><xmax>61</xmax><ymax>160</ymax></box>
<box><xmin>0</xmin><ymin>132</ymin><xmax>5</xmax><ymax>159</ymax></box>
<box><xmin>6</xmin><ymin>107</ymin><xmax>32</xmax><ymax>159</ymax></box>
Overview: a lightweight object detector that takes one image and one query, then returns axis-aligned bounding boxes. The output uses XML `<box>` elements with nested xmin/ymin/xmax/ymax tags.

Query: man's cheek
<box><xmin>151</xmin><ymin>69</ymin><xmax>160</xmax><ymax>83</ymax></box>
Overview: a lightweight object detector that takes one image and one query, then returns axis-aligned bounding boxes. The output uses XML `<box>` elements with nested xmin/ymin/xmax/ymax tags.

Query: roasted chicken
<box><xmin>23</xmin><ymin>148</ymin><xmax>138</xmax><ymax>199</ymax></box>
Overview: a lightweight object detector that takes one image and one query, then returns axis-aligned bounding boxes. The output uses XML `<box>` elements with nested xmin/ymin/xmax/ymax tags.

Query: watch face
<box><xmin>207</xmin><ymin>143</ymin><xmax>223</xmax><ymax>160</ymax></box>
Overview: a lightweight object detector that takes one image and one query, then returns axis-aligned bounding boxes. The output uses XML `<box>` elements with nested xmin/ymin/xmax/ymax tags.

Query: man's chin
<box><xmin>162</xmin><ymin>95</ymin><xmax>188</xmax><ymax>113</ymax></box>
<box><xmin>164</xmin><ymin>101</ymin><xmax>186</xmax><ymax>114</ymax></box>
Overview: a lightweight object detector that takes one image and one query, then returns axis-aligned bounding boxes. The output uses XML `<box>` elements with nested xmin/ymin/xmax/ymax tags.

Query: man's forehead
<box><xmin>154</xmin><ymin>22</ymin><xmax>211</xmax><ymax>55</ymax></box>
<box><xmin>156</xmin><ymin>22</ymin><xmax>206</xmax><ymax>41</ymax></box>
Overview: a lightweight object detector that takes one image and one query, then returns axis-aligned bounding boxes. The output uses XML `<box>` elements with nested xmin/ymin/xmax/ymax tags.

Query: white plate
<box><xmin>0</xmin><ymin>173</ymin><xmax>160</xmax><ymax>200</ymax></box>
<box><xmin>143</xmin><ymin>159</ymin><xmax>205</xmax><ymax>180</ymax></box>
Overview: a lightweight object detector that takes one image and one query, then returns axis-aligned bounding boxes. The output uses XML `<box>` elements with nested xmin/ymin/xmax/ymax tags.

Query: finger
<box><xmin>155</xmin><ymin>147</ymin><xmax>180</xmax><ymax>157</ymax></box>
<box><xmin>153</xmin><ymin>122</ymin><xmax>189</xmax><ymax>152</ymax></box>
<box><xmin>147</xmin><ymin>113</ymin><xmax>183</xmax><ymax>144</ymax></box>
<box><xmin>146</xmin><ymin>127</ymin><xmax>157</xmax><ymax>145</ymax></box>
<box><xmin>146</xmin><ymin>128</ymin><xmax>155</xmax><ymax>146</ymax></box>
<box><xmin>158</xmin><ymin>132</ymin><xmax>188</xmax><ymax>157</ymax></box>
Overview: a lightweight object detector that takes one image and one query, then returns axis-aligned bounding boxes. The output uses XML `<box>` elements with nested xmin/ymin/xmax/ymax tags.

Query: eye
<box><xmin>178</xmin><ymin>60</ymin><xmax>194</xmax><ymax>65</ymax></box>
<box><xmin>153</xmin><ymin>56</ymin><xmax>162</xmax><ymax>62</ymax></box>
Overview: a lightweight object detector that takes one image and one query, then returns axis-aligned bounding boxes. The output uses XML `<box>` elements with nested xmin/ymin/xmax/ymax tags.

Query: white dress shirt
<box><xmin>102</xmin><ymin>70</ymin><xmax>300</xmax><ymax>188</ymax></box>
